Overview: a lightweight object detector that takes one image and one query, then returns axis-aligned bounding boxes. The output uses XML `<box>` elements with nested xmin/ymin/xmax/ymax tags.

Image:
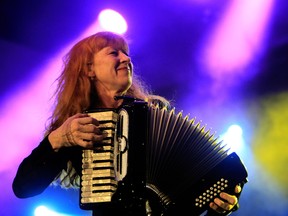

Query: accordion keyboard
<box><xmin>80</xmin><ymin>110</ymin><xmax>119</xmax><ymax>205</ymax></box>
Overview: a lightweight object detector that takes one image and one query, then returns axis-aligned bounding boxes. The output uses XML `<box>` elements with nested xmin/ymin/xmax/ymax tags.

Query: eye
<box><xmin>109</xmin><ymin>50</ymin><xmax>118</xmax><ymax>56</ymax></box>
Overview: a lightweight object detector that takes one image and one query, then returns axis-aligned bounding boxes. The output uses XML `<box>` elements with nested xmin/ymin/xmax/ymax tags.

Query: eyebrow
<box><xmin>103</xmin><ymin>46</ymin><xmax>114</xmax><ymax>52</ymax></box>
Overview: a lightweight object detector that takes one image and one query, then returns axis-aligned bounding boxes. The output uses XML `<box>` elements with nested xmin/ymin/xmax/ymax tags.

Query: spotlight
<box><xmin>98</xmin><ymin>9</ymin><xmax>128</xmax><ymax>34</ymax></box>
<box><xmin>34</xmin><ymin>205</ymin><xmax>69</xmax><ymax>216</ymax></box>
<box><xmin>221</xmin><ymin>124</ymin><xmax>244</xmax><ymax>154</ymax></box>
<box><xmin>227</xmin><ymin>124</ymin><xmax>243</xmax><ymax>137</ymax></box>
<box><xmin>34</xmin><ymin>206</ymin><xmax>54</xmax><ymax>216</ymax></box>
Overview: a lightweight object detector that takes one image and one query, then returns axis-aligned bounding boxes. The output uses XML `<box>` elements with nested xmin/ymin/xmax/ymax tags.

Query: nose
<box><xmin>119</xmin><ymin>51</ymin><xmax>131</xmax><ymax>63</ymax></box>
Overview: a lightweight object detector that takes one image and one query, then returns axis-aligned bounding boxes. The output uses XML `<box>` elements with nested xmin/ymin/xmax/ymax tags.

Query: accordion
<box><xmin>80</xmin><ymin>100</ymin><xmax>248</xmax><ymax>215</ymax></box>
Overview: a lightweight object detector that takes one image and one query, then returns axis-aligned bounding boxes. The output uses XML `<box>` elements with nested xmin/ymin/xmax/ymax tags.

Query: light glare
<box><xmin>34</xmin><ymin>205</ymin><xmax>71</xmax><ymax>216</ymax></box>
<box><xmin>34</xmin><ymin>206</ymin><xmax>54</xmax><ymax>216</ymax></box>
<box><xmin>98</xmin><ymin>9</ymin><xmax>128</xmax><ymax>34</ymax></box>
<box><xmin>203</xmin><ymin>0</ymin><xmax>274</xmax><ymax>76</ymax></box>
<box><xmin>221</xmin><ymin>124</ymin><xmax>244</xmax><ymax>154</ymax></box>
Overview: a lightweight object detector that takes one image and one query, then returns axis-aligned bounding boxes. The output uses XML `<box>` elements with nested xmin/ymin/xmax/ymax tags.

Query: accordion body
<box><xmin>80</xmin><ymin>100</ymin><xmax>248</xmax><ymax>215</ymax></box>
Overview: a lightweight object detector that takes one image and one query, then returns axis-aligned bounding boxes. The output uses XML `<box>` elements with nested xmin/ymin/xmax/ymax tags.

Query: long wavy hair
<box><xmin>47</xmin><ymin>31</ymin><xmax>169</xmax><ymax>188</ymax></box>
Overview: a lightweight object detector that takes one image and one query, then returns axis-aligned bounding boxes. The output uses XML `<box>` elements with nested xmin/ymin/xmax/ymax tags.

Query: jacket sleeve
<box><xmin>12</xmin><ymin>135</ymin><xmax>68</xmax><ymax>198</ymax></box>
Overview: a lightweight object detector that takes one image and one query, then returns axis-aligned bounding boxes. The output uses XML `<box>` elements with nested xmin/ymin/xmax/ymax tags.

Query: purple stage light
<box><xmin>0</xmin><ymin>17</ymin><xmax>105</xmax><ymax>173</ymax></box>
<box><xmin>202</xmin><ymin>0</ymin><xmax>274</xmax><ymax>78</ymax></box>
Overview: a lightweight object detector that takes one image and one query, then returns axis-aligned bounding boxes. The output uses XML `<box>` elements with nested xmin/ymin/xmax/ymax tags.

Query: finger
<box><xmin>70</xmin><ymin>118</ymin><xmax>100</xmax><ymax>134</ymax></box>
<box><xmin>235</xmin><ymin>185</ymin><xmax>242</xmax><ymax>193</ymax></box>
<box><xmin>220</xmin><ymin>192</ymin><xmax>238</xmax><ymax>206</ymax></box>
<box><xmin>76</xmin><ymin>123</ymin><xmax>102</xmax><ymax>134</ymax></box>
<box><xmin>73</xmin><ymin>130</ymin><xmax>108</xmax><ymax>146</ymax></box>
<box><xmin>209</xmin><ymin>202</ymin><xmax>227</xmax><ymax>214</ymax></box>
<box><xmin>213</xmin><ymin>197</ymin><xmax>231</xmax><ymax>211</ymax></box>
<box><xmin>82</xmin><ymin>132</ymin><xmax>108</xmax><ymax>142</ymax></box>
<box><xmin>77</xmin><ymin>116</ymin><xmax>100</xmax><ymax>126</ymax></box>
<box><xmin>77</xmin><ymin>139</ymin><xmax>94</xmax><ymax>148</ymax></box>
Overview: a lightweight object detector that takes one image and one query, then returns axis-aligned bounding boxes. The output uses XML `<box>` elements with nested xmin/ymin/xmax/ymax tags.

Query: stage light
<box><xmin>34</xmin><ymin>205</ymin><xmax>72</xmax><ymax>216</ymax></box>
<box><xmin>227</xmin><ymin>124</ymin><xmax>243</xmax><ymax>137</ymax></box>
<box><xmin>202</xmin><ymin>0</ymin><xmax>274</xmax><ymax>77</ymax></box>
<box><xmin>220</xmin><ymin>124</ymin><xmax>244</xmax><ymax>154</ymax></box>
<box><xmin>34</xmin><ymin>206</ymin><xmax>56</xmax><ymax>216</ymax></box>
<box><xmin>0</xmin><ymin>13</ymin><xmax>104</xmax><ymax>173</ymax></box>
<box><xmin>98</xmin><ymin>9</ymin><xmax>128</xmax><ymax>34</ymax></box>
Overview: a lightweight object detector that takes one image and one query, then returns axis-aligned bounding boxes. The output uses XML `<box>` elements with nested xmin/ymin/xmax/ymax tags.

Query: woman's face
<box><xmin>92</xmin><ymin>46</ymin><xmax>132</xmax><ymax>95</ymax></box>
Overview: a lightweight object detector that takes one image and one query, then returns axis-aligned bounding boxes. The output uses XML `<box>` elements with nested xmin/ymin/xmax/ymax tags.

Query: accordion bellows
<box><xmin>80</xmin><ymin>101</ymin><xmax>248</xmax><ymax>215</ymax></box>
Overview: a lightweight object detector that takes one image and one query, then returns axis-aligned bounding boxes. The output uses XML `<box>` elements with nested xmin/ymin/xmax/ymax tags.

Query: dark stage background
<box><xmin>0</xmin><ymin>0</ymin><xmax>288</xmax><ymax>215</ymax></box>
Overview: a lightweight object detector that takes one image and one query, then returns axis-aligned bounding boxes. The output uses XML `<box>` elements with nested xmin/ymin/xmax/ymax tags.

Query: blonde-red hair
<box><xmin>46</xmin><ymin>31</ymin><xmax>158</xmax><ymax>133</ymax></box>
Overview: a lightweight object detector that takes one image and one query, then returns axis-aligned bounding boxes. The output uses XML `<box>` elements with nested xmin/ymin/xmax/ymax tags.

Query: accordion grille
<box><xmin>147</xmin><ymin>106</ymin><xmax>228</xmax><ymax>198</ymax></box>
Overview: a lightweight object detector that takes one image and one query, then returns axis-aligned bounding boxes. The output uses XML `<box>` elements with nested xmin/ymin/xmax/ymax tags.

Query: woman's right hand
<box><xmin>48</xmin><ymin>113</ymin><xmax>107</xmax><ymax>151</ymax></box>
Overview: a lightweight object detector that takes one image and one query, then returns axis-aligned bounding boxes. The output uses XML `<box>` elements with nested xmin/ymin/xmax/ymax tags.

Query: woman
<box><xmin>12</xmin><ymin>31</ymin><xmax>242</xmax><ymax>215</ymax></box>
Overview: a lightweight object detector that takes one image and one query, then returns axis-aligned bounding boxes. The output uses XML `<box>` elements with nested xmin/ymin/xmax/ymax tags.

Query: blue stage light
<box><xmin>34</xmin><ymin>206</ymin><xmax>53</xmax><ymax>216</ymax></box>
<box><xmin>220</xmin><ymin>124</ymin><xmax>244</xmax><ymax>154</ymax></box>
<box><xmin>34</xmin><ymin>205</ymin><xmax>69</xmax><ymax>216</ymax></box>
<box><xmin>227</xmin><ymin>124</ymin><xmax>243</xmax><ymax>137</ymax></box>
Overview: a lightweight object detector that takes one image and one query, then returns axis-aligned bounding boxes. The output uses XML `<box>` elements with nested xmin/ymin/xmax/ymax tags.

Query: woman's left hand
<box><xmin>209</xmin><ymin>185</ymin><xmax>241</xmax><ymax>214</ymax></box>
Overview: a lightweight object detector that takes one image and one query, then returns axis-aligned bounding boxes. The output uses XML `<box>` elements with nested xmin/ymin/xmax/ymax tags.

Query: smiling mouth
<box><xmin>118</xmin><ymin>67</ymin><xmax>128</xmax><ymax>70</ymax></box>
<box><xmin>117</xmin><ymin>66</ymin><xmax>131</xmax><ymax>72</ymax></box>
